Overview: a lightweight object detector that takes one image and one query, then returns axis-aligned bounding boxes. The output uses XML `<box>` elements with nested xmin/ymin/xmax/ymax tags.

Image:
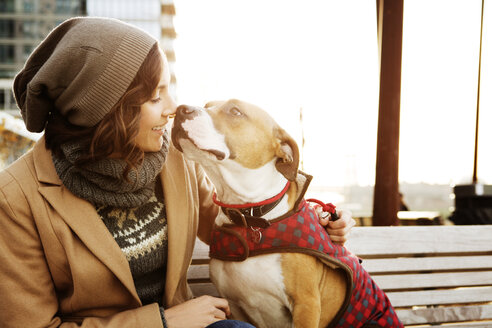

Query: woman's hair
<box><xmin>45</xmin><ymin>43</ymin><xmax>163</xmax><ymax>179</ymax></box>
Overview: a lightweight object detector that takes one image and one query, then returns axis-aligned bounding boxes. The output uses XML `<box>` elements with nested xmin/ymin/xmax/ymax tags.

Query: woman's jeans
<box><xmin>206</xmin><ymin>320</ymin><xmax>256</xmax><ymax>328</ymax></box>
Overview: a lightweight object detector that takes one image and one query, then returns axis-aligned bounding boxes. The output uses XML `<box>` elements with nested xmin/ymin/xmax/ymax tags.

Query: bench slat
<box><xmin>405</xmin><ymin>321</ymin><xmax>492</xmax><ymax>328</ymax></box>
<box><xmin>188</xmin><ymin>257</ymin><xmax>492</xmax><ymax>289</ymax></box>
<box><xmin>190</xmin><ymin>278</ymin><xmax>492</xmax><ymax>308</ymax></box>
<box><xmin>190</xmin><ymin>255</ymin><xmax>492</xmax><ymax>276</ymax></box>
<box><xmin>192</xmin><ymin>284</ymin><xmax>492</xmax><ymax>327</ymax></box>
<box><xmin>189</xmin><ymin>282</ymin><xmax>219</xmax><ymax>297</ymax></box>
<box><xmin>362</xmin><ymin>255</ymin><xmax>492</xmax><ymax>273</ymax></box>
<box><xmin>396</xmin><ymin>304</ymin><xmax>492</xmax><ymax>325</ymax></box>
<box><xmin>374</xmin><ymin>271</ymin><xmax>492</xmax><ymax>290</ymax></box>
<box><xmin>387</xmin><ymin>286</ymin><xmax>492</xmax><ymax>307</ymax></box>
<box><xmin>193</xmin><ymin>239</ymin><xmax>211</xmax><ymax>260</ymax></box>
<box><xmin>195</xmin><ymin>226</ymin><xmax>492</xmax><ymax>258</ymax></box>
<box><xmin>345</xmin><ymin>226</ymin><xmax>492</xmax><ymax>256</ymax></box>
<box><xmin>188</xmin><ymin>264</ymin><xmax>210</xmax><ymax>280</ymax></box>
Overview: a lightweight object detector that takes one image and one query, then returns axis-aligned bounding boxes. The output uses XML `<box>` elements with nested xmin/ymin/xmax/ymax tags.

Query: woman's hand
<box><xmin>317</xmin><ymin>208</ymin><xmax>356</xmax><ymax>245</ymax></box>
<box><xmin>164</xmin><ymin>295</ymin><xmax>231</xmax><ymax>328</ymax></box>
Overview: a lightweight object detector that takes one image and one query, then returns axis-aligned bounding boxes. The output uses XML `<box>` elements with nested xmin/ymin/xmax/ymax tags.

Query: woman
<box><xmin>0</xmin><ymin>17</ymin><xmax>355</xmax><ymax>328</ymax></box>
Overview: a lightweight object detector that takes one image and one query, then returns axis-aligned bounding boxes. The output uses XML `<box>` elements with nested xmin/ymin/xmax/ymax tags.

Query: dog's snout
<box><xmin>177</xmin><ymin>105</ymin><xmax>199</xmax><ymax>117</ymax></box>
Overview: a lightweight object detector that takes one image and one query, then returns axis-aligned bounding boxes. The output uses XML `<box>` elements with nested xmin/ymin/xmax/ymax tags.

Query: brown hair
<box><xmin>45</xmin><ymin>43</ymin><xmax>163</xmax><ymax>179</ymax></box>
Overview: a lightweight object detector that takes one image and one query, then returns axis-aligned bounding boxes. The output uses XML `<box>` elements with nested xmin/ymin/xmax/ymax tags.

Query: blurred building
<box><xmin>0</xmin><ymin>0</ymin><xmax>176</xmax><ymax>114</ymax></box>
<box><xmin>0</xmin><ymin>0</ymin><xmax>176</xmax><ymax>168</ymax></box>
<box><xmin>0</xmin><ymin>0</ymin><xmax>86</xmax><ymax>114</ymax></box>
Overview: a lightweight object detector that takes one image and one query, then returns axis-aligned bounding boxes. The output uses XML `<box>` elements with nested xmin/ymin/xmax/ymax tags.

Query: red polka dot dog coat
<box><xmin>210</xmin><ymin>174</ymin><xmax>402</xmax><ymax>328</ymax></box>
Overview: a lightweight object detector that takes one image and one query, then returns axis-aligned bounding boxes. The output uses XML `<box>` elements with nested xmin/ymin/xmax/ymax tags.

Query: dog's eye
<box><xmin>230</xmin><ymin>107</ymin><xmax>242</xmax><ymax>116</ymax></box>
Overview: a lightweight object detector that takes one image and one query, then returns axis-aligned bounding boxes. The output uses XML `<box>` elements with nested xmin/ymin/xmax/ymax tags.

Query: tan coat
<box><xmin>0</xmin><ymin>138</ymin><xmax>218</xmax><ymax>328</ymax></box>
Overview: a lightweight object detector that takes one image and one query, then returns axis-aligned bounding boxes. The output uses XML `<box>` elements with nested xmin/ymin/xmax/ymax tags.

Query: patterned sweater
<box><xmin>97</xmin><ymin>180</ymin><xmax>168</xmax><ymax>305</ymax></box>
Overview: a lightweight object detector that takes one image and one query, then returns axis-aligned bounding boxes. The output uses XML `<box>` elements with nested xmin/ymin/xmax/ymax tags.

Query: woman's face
<box><xmin>135</xmin><ymin>49</ymin><xmax>177</xmax><ymax>152</ymax></box>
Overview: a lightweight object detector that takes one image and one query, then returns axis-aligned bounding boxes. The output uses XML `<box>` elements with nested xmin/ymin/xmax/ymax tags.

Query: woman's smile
<box><xmin>135</xmin><ymin>49</ymin><xmax>177</xmax><ymax>152</ymax></box>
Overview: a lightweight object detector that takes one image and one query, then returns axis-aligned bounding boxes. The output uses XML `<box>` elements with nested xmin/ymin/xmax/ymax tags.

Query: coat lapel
<box><xmin>33</xmin><ymin>139</ymin><xmax>140</xmax><ymax>304</ymax></box>
<box><xmin>162</xmin><ymin>147</ymin><xmax>192</xmax><ymax>305</ymax></box>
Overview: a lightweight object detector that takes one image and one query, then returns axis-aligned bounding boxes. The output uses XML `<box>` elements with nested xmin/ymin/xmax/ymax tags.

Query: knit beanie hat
<box><xmin>13</xmin><ymin>17</ymin><xmax>157</xmax><ymax>133</ymax></box>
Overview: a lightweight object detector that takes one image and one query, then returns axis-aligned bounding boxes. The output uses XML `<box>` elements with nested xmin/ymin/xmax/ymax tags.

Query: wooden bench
<box><xmin>188</xmin><ymin>225</ymin><xmax>492</xmax><ymax>327</ymax></box>
<box><xmin>397</xmin><ymin>211</ymin><xmax>444</xmax><ymax>225</ymax></box>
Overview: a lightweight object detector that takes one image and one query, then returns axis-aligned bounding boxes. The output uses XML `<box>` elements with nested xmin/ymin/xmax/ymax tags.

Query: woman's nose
<box><xmin>163</xmin><ymin>94</ymin><xmax>178</xmax><ymax>117</ymax></box>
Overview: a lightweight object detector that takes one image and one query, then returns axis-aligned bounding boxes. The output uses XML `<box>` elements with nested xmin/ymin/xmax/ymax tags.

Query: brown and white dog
<box><xmin>171</xmin><ymin>99</ymin><xmax>400</xmax><ymax>328</ymax></box>
<box><xmin>171</xmin><ymin>99</ymin><xmax>348</xmax><ymax>327</ymax></box>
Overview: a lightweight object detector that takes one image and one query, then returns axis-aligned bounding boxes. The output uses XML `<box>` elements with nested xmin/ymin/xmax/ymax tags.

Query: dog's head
<box><xmin>171</xmin><ymin>99</ymin><xmax>299</xmax><ymax>181</ymax></box>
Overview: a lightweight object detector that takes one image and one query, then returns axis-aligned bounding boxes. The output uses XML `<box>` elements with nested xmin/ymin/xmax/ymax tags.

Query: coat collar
<box><xmin>33</xmin><ymin>137</ymin><xmax>62</xmax><ymax>186</ymax></box>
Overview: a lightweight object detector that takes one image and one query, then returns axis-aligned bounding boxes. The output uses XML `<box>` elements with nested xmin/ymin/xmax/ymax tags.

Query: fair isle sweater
<box><xmin>97</xmin><ymin>180</ymin><xmax>168</xmax><ymax>306</ymax></box>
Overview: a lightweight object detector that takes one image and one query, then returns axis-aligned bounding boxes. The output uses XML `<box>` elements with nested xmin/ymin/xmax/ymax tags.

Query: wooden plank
<box><xmin>189</xmin><ymin>282</ymin><xmax>219</xmax><ymax>297</ymax></box>
<box><xmin>188</xmin><ymin>274</ymin><xmax>492</xmax><ymax>309</ymax></box>
<box><xmin>396</xmin><ymin>304</ymin><xmax>492</xmax><ymax>325</ymax></box>
<box><xmin>190</xmin><ymin>258</ymin><xmax>492</xmax><ymax>282</ymax></box>
<box><xmin>192</xmin><ymin>239</ymin><xmax>210</xmax><ymax>260</ymax></box>
<box><xmin>189</xmin><ymin>267</ymin><xmax>492</xmax><ymax>307</ymax></box>
<box><xmin>190</xmin><ymin>284</ymin><xmax>492</xmax><ymax>325</ymax></box>
<box><xmin>374</xmin><ymin>271</ymin><xmax>492</xmax><ymax>290</ymax></box>
<box><xmin>405</xmin><ymin>321</ymin><xmax>492</xmax><ymax>328</ymax></box>
<box><xmin>194</xmin><ymin>227</ymin><xmax>492</xmax><ymax>259</ymax></box>
<box><xmin>345</xmin><ymin>226</ymin><xmax>492</xmax><ymax>256</ymax></box>
<box><xmin>361</xmin><ymin>255</ymin><xmax>492</xmax><ymax>273</ymax></box>
<box><xmin>387</xmin><ymin>286</ymin><xmax>492</xmax><ymax>307</ymax></box>
<box><xmin>187</xmin><ymin>264</ymin><xmax>210</xmax><ymax>280</ymax></box>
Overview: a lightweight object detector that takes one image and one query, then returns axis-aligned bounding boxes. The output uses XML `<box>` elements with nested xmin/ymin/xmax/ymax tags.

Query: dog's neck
<box><xmin>204</xmin><ymin>159</ymin><xmax>287</xmax><ymax>203</ymax></box>
<box><xmin>201</xmin><ymin>159</ymin><xmax>297</xmax><ymax>226</ymax></box>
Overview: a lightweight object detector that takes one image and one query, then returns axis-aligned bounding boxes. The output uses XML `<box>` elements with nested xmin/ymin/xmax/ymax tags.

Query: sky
<box><xmin>172</xmin><ymin>0</ymin><xmax>491</xmax><ymax>187</ymax></box>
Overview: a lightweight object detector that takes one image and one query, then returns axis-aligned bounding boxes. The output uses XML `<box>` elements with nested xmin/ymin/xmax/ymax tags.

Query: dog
<box><xmin>172</xmin><ymin>99</ymin><xmax>402</xmax><ymax>328</ymax></box>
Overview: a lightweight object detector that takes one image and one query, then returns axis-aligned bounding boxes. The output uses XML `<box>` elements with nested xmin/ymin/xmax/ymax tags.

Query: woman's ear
<box><xmin>274</xmin><ymin>127</ymin><xmax>299</xmax><ymax>181</ymax></box>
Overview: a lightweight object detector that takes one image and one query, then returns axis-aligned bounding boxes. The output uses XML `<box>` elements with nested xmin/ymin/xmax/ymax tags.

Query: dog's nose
<box><xmin>177</xmin><ymin>105</ymin><xmax>198</xmax><ymax>117</ymax></box>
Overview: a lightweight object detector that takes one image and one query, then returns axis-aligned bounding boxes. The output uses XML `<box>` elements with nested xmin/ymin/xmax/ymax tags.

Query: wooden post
<box><xmin>473</xmin><ymin>0</ymin><xmax>485</xmax><ymax>184</ymax></box>
<box><xmin>373</xmin><ymin>0</ymin><xmax>404</xmax><ymax>226</ymax></box>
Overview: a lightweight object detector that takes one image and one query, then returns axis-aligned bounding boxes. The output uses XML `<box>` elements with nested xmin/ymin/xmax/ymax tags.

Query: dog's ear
<box><xmin>274</xmin><ymin>128</ymin><xmax>299</xmax><ymax>181</ymax></box>
<box><xmin>204</xmin><ymin>100</ymin><xmax>224</xmax><ymax>108</ymax></box>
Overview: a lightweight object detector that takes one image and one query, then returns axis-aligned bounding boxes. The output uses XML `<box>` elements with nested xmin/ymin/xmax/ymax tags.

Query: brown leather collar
<box><xmin>220</xmin><ymin>192</ymin><xmax>287</xmax><ymax>228</ymax></box>
<box><xmin>217</xmin><ymin>171</ymin><xmax>314</xmax><ymax>228</ymax></box>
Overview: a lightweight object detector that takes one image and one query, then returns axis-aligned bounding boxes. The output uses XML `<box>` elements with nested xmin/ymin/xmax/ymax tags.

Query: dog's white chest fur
<box><xmin>210</xmin><ymin>254</ymin><xmax>293</xmax><ymax>328</ymax></box>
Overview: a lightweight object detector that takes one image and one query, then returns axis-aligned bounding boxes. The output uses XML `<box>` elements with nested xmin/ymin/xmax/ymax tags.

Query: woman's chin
<box><xmin>138</xmin><ymin>139</ymin><xmax>164</xmax><ymax>153</ymax></box>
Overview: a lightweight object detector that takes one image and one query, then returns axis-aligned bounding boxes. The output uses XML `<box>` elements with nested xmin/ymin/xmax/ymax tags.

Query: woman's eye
<box><xmin>230</xmin><ymin>107</ymin><xmax>242</xmax><ymax>116</ymax></box>
<box><xmin>151</xmin><ymin>97</ymin><xmax>161</xmax><ymax>104</ymax></box>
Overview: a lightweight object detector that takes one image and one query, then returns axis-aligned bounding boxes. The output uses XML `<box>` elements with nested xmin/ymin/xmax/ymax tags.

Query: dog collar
<box><xmin>213</xmin><ymin>181</ymin><xmax>291</xmax><ymax>228</ymax></box>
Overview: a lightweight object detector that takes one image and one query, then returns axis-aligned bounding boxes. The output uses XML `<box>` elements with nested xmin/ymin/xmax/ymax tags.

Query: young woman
<box><xmin>0</xmin><ymin>17</ymin><xmax>355</xmax><ymax>328</ymax></box>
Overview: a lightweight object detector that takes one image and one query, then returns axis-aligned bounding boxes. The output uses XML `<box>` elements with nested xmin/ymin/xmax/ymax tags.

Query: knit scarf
<box><xmin>52</xmin><ymin>131</ymin><xmax>169</xmax><ymax>207</ymax></box>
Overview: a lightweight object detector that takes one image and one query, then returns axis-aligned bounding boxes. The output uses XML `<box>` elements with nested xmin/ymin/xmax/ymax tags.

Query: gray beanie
<box><xmin>13</xmin><ymin>17</ymin><xmax>157</xmax><ymax>133</ymax></box>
